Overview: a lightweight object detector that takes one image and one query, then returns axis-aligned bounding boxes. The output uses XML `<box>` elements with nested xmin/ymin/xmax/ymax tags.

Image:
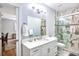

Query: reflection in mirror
<box><xmin>27</xmin><ymin>16</ymin><xmax>46</xmax><ymax>37</ymax></box>
<box><xmin>41</xmin><ymin>18</ymin><xmax>46</xmax><ymax>35</ymax></box>
<box><xmin>27</xmin><ymin>16</ymin><xmax>41</xmax><ymax>36</ymax></box>
<box><xmin>21</xmin><ymin>23</ymin><xmax>29</xmax><ymax>37</ymax></box>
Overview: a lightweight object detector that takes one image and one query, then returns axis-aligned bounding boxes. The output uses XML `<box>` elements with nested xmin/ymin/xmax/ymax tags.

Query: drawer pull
<box><xmin>33</xmin><ymin>49</ymin><xmax>39</xmax><ymax>52</ymax></box>
<box><xmin>48</xmin><ymin>48</ymin><xmax>50</xmax><ymax>53</ymax></box>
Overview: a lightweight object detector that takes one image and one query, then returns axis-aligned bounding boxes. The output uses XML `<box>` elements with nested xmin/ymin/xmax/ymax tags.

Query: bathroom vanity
<box><xmin>22</xmin><ymin>37</ymin><xmax>57</xmax><ymax>56</ymax></box>
<box><xmin>21</xmin><ymin>16</ymin><xmax>57</xmax><ymax>56</ymax></box>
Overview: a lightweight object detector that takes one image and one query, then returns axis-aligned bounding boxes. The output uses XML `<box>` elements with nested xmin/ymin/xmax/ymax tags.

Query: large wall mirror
<box><xmin>22</xmin><ymin>16</ymin><xmax>46</xmax><ymax>37</ymax></box>
<box><xmin>27</xmin><ymin>16</ymin><xmax>41</xmax><ymax>36</ymax></box>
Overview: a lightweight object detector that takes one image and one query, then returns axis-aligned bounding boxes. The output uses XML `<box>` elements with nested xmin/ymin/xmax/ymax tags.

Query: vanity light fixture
<box><xmin>28</xmin><ymin>4</ymin><xmax>47</xmax><ymax>15</ymax></box>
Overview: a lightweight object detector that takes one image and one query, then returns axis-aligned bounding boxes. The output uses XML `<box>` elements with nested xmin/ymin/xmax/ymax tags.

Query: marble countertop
<box><xmin>22</xmin><ymin>37</ymin><xmax>57</xmax><ymax>49</ymax></box>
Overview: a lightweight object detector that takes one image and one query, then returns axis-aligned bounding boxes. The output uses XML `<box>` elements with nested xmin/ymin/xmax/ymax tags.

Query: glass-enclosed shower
<box><xmin>55</xmin><ymin>14</ymin><xmax>79</xmax><ymax>54</ymax></box>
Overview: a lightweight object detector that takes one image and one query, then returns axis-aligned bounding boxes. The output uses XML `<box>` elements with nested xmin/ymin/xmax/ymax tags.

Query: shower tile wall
<box><xmin>57</xmin><ymin>7</ymin><xmax>79</xmax><ymax>17</ymax></box>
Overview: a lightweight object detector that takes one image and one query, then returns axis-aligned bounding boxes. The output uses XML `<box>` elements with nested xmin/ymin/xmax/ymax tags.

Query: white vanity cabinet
<box><xmin>22</xmin><ymin>37</ymin><xmax>57</xmax><ymax>56</ymax></box>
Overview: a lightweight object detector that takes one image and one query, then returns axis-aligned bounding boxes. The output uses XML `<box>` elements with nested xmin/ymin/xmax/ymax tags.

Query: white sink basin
<box><xmin>22</xmin><ymin>37</ymin><xmax>57</xmax><ymax>49</ymax></box>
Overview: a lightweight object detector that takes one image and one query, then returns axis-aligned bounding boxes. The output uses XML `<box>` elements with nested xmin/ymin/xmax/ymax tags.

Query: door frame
<box><xmin>9</xmin><ymin>4</ymin><xmax>21</xmax><ymax>56</ymax></box>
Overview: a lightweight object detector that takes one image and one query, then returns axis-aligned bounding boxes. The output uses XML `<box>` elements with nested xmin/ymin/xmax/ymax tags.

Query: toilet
<box><xmin>57</xmin><ymin>43</ymin><xmax>65</xmax><ymax>55</ymax></box>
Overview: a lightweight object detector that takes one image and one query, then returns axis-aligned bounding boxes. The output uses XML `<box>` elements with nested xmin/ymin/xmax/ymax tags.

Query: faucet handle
<box><xmin>34</xmin><ymin>38</ymin><xmax>36</xmax><ymax>41</ymax></box>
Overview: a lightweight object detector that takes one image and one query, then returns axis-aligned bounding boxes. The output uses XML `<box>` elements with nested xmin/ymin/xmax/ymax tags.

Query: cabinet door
<box><xmin>52</xmin><ymin>47</ymin><xmax>57</xmax><ymax>56</ymax></box>
<box><xmin>48</xmin><ymin>41</ymin><xmax>57</xmax><ymax>56</ymax></box>
<box><xmin>41</xmin><ymin>41</ymin><xmax>57</xmax><ymax>56</ymax></box>
<box><xmin>41</xmin><ymin>44</ymin><xmax>49</xmax><ymax>56</ymax></box>
<box><xmin>48</xmin><ymin>46</ymin><xmax>57</xmax><ymax>56</ymax></box>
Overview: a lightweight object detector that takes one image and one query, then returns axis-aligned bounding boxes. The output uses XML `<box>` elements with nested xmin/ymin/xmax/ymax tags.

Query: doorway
<box><xmin>0</xmin><ymin>3</ymin><xmax>18</xmax><ymax>56</ymax></box>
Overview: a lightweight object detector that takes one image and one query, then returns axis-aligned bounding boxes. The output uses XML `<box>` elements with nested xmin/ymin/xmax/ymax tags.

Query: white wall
<box><xmin>46</xmin><ymin>7</ymin><xmax>55</xmax><ymax>36</ymax></box>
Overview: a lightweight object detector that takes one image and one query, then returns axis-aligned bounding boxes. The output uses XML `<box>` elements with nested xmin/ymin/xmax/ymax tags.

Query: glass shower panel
<box><xmin>56</xmin><ymin>26</ymin><xmax>70</xmax><ymax>48</ymax></box>
<box><xmin>55</xmin><ymin>16</ymin><xmax>71</xmax><ymax>48</ymax></box>
<box><xmin>56</xmin><ymin>14</ymin><xmax>79</xmax><ymax>53</ymax></box>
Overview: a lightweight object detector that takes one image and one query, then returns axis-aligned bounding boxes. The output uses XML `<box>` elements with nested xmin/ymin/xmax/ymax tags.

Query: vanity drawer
<box><xmin>30</xmin><ymin>47</ymin><xmax>41</xmax><ymax>56</ymax></box>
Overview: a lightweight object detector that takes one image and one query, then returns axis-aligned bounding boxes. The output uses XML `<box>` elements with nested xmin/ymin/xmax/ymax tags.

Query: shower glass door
<box><xmin>55</xmin><ymin>16</ymin><xmax>71</xmax><ymax>48</ymax></box>
<box><xmin>55</xmin><ymin>14</ymin><xmax>79</xmax><ymax>53</ymax></box>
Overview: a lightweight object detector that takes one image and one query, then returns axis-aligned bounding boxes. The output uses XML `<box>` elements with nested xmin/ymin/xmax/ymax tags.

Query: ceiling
<box><xmin>0</xmin><ymin>3</ymin><xmax>16</xmax><ymax>20</ymax></box>
<box><xmin>44</xmin><ymin>3</ymin><xmax>79</xmax><ymax>11</ymax></box>
<box><xmin>0</xmin><ymin>3</ymin><xmax>16</xmax><ymax>15</ymax></box>
<box><xmin>0</xmin><ymin>3</ymin><xmax>79</xmax><ymax>17</ymax></box>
